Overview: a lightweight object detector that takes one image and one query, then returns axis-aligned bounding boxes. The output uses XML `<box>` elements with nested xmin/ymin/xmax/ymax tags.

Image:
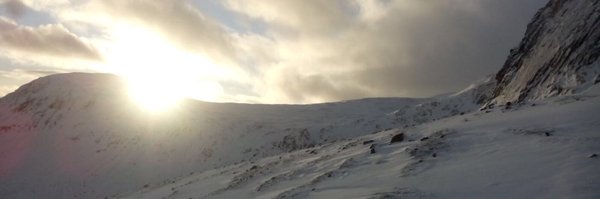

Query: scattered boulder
<box><xmin>370</xmin><ymin>144</ymin><xmax>376</xmax><ymax>154</ymax></box>
<box><xmin>589</xmin><ymin>154</ymin><xmax>598</xmax><ymax>158</ymax></box>
<box><xmin>420</xmin><ymin>137</ymin><xmax>429</xmax><ymax>141</ymax></box>
<box><xmin>363</xmin><ymin>140</ymin><xmax>374</xmax><ymax>145</ymax></box>
<box><xmin>390</xmin><ymin>133</ymin><xmax>405</xmax><ymax>144</ymax></box>
<box><xmin>503</xmin><ymin>102</ymin><xmax>513</xmax><ymax>110</ymax></box>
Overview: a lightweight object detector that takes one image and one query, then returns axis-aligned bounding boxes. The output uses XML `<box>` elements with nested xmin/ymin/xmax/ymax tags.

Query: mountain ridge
<box><xmin>490</xmin><ymin>0</ymin><xmax>600</xmax><ymax>105</ymax></box>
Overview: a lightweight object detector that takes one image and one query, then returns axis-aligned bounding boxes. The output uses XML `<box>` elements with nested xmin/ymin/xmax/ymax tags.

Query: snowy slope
<box><xmin>0</xmin><ymin>72</ymin><xmax>495</xmax><ymax>199</ymax></box>
<box><xmin>1</xmin><ymin>73</ymin><xmax>462</xmax><ymax>199</ymax></box>
<box><xmin>120</xmin><ymin>84</ymin><xmax>600</xmax><ymax>199</ymax></box>
<box><xmin>1</xmin><ymin>0</ymin><xmax>600</xmax><ymax>198</ymax></box>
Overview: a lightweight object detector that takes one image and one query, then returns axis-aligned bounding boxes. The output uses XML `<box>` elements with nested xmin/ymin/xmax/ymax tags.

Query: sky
<box><xmin>0</xmin><ymin>0</ymin><xmax>548</xmax><ymax>104</ymax></box>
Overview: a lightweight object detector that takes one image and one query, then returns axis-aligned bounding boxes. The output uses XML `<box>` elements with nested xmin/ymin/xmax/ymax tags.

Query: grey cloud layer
<box><xmin>88</xmin><ymin>0</ymin><xmax>548</xmax><ymax>103</ymax></box>
<box><xmin>1</xmin><ymin>0</ymin><xmax>27</xmax><ymax>18</ymax></box>
<box><xmin>0</xmin><ymin>17</ymin><xmax>101</xmax><ymax>60</ymax></box>
<box><xmin>0</xmin><ymin>0</ymin><xmax>549</xmax><ymax>103</ymax></box>
<box><xmin>224</xmin><ymin>0</ymin><xmax>548</xmax><ymax>103</ymax></box>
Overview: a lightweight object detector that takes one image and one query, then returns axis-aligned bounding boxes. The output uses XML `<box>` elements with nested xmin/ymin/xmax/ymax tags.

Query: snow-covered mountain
<box><xmin>0</xmin><ymin>72</ymin><xmax>491</xmax><ymax>199</ymax></box>
<box><xmin>490</xmin><ymin>0</ymin><xmax>600</xmax><ymax>105</ymax></box>
<box><xmin>0</xmin><ymin>0</ymin><xmax>599</xmax><ymax>198</ymax></box>
<box><xmin>122</xmin><ymin>84</ymin><xmax>600</xmax><ymax>199</ymax></box>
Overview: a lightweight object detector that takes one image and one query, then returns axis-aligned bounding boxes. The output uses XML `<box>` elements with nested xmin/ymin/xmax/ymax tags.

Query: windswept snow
<box><xmin>119</xmin><ymin>86</ymin><xmax>600</xmax><ymax>199</ymax></box>
<box><xmin>1</xmin><ymin>0</ymin><xmax>600</xmax><ymax>198</ymax></box>
<box><xmin>0</xmin><ymin>73</ymin><xmax>430</xmax><ymax>199</ymax></box>
<box><xmin>1</xmin><ymin>73</ymin><xmax>598</xmax><ymax>199</ymax></box>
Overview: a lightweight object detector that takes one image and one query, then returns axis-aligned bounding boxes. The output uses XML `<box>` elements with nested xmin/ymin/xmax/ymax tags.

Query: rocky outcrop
<box><xmin>490</xmin><ymin>0</ymin><xmax>600</xmax><ymax>105</ymax></box>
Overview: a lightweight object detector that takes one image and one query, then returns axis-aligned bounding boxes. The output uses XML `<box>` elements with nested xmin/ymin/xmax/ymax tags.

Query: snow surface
<box><xmin>0</xmin><ymin>73</ymin><xmax>444</xmax><ymax>198</ymax></box>
<box><xmin>0</xmin><ymin>73</ymin><xmax>598</xmax><ymax>199</ymax></box>
<box><xmin>1</xmin><ymin>1</ymin><xmax>600</xmax><ymax>197</ymax></box>
<box><xmin>119</xmin><ymin>84</ymin><xmax>600</xmax><ymax>199</ymax></box>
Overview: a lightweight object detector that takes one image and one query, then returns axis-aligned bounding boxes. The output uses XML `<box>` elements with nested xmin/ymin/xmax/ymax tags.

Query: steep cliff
<box><xmin>490</xmin><ymin>0</ymin><xmax>600</xmax><ymax>105</ymax></box>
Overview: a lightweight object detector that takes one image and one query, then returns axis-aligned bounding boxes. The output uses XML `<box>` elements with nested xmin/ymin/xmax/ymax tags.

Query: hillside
<box><xmin>0</xmin><ymin>0</ymin><xmax>599</xmax><ymax>198</ymax></box>
<box><xmin>0</xmin><ymin>72</ymin><xmax>491</xmax><ymax>198</ymax></box>
<box><xmin>122</xmin><ymin>83</ymin><xmax>600</xmax><ymax>199</ymax></box>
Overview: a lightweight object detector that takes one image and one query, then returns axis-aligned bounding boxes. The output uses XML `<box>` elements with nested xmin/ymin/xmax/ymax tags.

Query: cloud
<box><xmin>0</xmin><ymin>68</ymin><xmax>62</xmax><ymax>96</ymax></box>
<box><xmin>223</xmin><ymin>0</ymin><xmax>548</xmax><ymax>103</ymax></box>
<box><xmin>0</xmin><ymin>68</ymin><xmax>61</xmax><ymax>80</ymax></box>
<box><xmin>225</xmin><ymin>0</ymin><xmax>352</xmax><ymax>36</ymax></box>
<box><xmin>0</xmin><ymin>17</ymin><xmax>101</xmax><ymax>61</ymax></box>
<box><xmin>267</xmin><ymin>67</ymin><xmax>374</xmax><ymax>103</ymax></box>
<box><xmin>94</xmin><ymin>0</ymin><xmax>237</xmax><ymax>65</ymax></box>
<box><xmin>0</xmin><ymin>0</ymin><xmax>549</xmax><ymax>104</ymax></box>
<box><xmin>1</xmin><ymin>0</ymin><xmax>27</xmax><ymax>18</ymax></box>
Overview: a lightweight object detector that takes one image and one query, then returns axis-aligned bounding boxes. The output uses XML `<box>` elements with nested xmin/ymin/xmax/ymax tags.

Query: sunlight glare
<box><xmin>99</xmin><ymin>25</ymin><xmax>226</xmax><ymax>112</ymax></box>
<box><xmin>126</xmin><ymin>74</ymin><xmax>185</xmax><ymax>112</ymax></box>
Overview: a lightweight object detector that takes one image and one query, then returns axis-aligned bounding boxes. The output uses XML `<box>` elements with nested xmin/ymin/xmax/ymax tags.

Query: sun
<box><xmin>97</xmin><ymin>25</ymin><xmax>227</xmax><ymax>112</ymax></box>
<box><xmin>126</xmin><ymin>75</ymin><xmax>185</xmax><ymax>112</ymax></box>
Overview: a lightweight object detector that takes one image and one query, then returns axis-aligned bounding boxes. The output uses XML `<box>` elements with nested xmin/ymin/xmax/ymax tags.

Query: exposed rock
<box><xmin>490</xmin><ymin>0</ymin><xmax>600</xmax><ymax>105</ymax></box>
<box><xmin>390</xmin><ymin>133</ymin><xmax>405</xmax><ymax>144</ymax></box>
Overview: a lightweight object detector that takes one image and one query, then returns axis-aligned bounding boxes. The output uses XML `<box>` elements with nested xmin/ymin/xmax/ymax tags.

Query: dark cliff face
<box><xmin>490</xmin><ymin>0</ymin><xmax>600</xmax><ymax>105</ymax></box>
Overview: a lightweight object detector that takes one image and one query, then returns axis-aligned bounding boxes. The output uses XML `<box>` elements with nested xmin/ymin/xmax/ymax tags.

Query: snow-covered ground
<box><xmin>1</xmin><ymin>0</ymin><xmax>599</xmax><ymax>198</ymax></box>
<box><xmin>0</xmin><ymin>73</ymin><xmax>483</xmax><ymax>199</ymax></box>
<box><xmin>118</xmin><ymin>85</ymin><xmax>600</xmax><ymax>199</ymax></box>
<box><xmin>0</xmin><ymin>73</ymin><xmax>598</xmax><ymax>199</ymax></box>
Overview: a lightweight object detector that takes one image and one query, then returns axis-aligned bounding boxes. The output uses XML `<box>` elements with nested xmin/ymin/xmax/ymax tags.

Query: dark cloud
<box><xmin>0</xmin><ymin>17</ymin><xmax>102</xmax><ymax>60</ymax></box>
<box><xmin>0</xmin><ymin>0</ymin><xmax>550</xmax><ymax>103</ymax></box>
<box><xmin>225</xmin><ymin>0</ymin><xmax>549</xmax><ymax>103</ymax></box>
<box><xmin>352</xmin><ymin>0</ymin><xmax>549</xmax><ymax>97</ymax></box>
<box><xmin>1</xmin><ymin>0</ymin><xmax>27</xmax><ymax>18</ymax></box>
<box><xmin>225</xmin><ymin>0</ymin><xmax>352</xmax><ymax>35</ymax></box>
<box><xmin>274</xmin><ymin>69</ymin><xmax>373</xmax><ymax>103</ymax></box>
